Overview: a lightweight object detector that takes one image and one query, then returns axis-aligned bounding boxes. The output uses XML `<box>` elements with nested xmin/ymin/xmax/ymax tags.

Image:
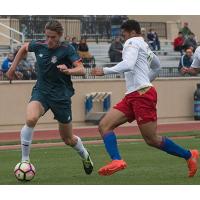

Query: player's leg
<box><xmin>98</xmin><ymin>108</ymin><xmax>130</xmax><ymax>176</ymax></box>
<box><xmin>138</xmin><ymin>121</ymin><xmax>199</xmax><ymax>177</ymax></box>
<box><xmin>58</xmin><ymin>122</ymin><xmax>93</xmax><ymax>175</ymax></box>
<box><xmin>99</xmin><ymin>108</ymin><xmax>128</xmax><ymax>160</ymax></box>
<box><xmin>51</xmin><ymin>100</ymin><xmax>90</xmax><ymax>160</ymax></box>
<box><xmin>51</xmin><ymin>99</ymin><xmax>93</xmax><ymax>174</ymax></box>
<box><xmin>58</xmin><ymin>121</ymin><xmax>88</xmax><ymax>158</ymax></box>
<box><xmin>135</xmin><ymin>87</ymin><xmax>199</xmax><ymax>177</ymax></box>
<box><xmin>21</xmin><ymin>101</ymin><xmax>45</xmax><ymax>161</ymax></box>
<box><xmin>138</xmin><ymin>121</ymin><xmax>191</xmax><ymax>157</ymax></box>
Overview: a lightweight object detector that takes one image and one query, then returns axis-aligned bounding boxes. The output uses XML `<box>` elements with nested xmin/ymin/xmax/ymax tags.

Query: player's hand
<box><xmin>57</xmin><ymin>64</ymin><xmax>70</xmax><ymax>75</ymax></box>
<box><xmin>6</xmin><ymin>67</ymin><xmax>16</xmax><ymax>80</ymax></box>
<box><xmin>181</xmin><ymin>67</ymin><xmax>190</xmax><ymax>74</ymax></box>
<box><xmin>91</xmin><ymin>67</ymin><xmax>104</xmax><ymax>76</ymax></box>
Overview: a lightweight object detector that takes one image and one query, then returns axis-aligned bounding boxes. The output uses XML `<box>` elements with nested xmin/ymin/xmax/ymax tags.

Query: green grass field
<box><xmin>0</xmin><ymin>135</ymin><xmax>200</xmax><ymax>185</ymax></box>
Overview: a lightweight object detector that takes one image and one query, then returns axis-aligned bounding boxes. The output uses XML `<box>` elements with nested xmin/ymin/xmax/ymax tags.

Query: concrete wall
<box><xmin>0</xmin><ymin>77</ymin><xmax>199</xmax><ymax>131</ymax></box>
<box><xmin>129</xmin><ymin>15</ymin><xmax>180</xmax><ymax>23</ymax></box>
<box><xmin>128</xmin><ymin>15</ymin><xmax>200</xmax><ymax>41</ymax></box>
<box><xmin>154</xmin><ymin>78</ymin><xmax>198</xmax><ymax>122</ymax></box>
<box><xmin>179</xmin><ymin>16</ymin><xmax>200</xmax><ymax>41</ymax></box>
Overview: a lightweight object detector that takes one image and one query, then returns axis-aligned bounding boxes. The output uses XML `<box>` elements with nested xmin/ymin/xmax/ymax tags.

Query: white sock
<box><xmin>73</xmin><ymin>136</ymin><xmax>89</xmax><ymax>159</ymax></box>
<box><xmin>20</xmin><ymin>124</ymin><xmax>34</xmax><ymax>161</ymax></box>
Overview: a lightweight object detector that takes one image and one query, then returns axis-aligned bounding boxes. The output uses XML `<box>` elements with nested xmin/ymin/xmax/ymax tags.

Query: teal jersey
<box><xmin>28</xmin><ymin>40</ymin><xmax>80</xmax><ymax>100</ymax></box>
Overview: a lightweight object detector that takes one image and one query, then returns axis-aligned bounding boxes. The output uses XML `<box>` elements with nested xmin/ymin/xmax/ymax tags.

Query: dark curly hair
<box><xmin>121</xmin><ymin>20</ymin><xmax>141</xmax><ymax>34</ymax></box>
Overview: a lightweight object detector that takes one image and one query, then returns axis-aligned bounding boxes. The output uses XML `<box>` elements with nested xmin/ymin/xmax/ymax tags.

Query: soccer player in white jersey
<box><xmin>91</xmin><ymin>20</ymin><xmax>199</xmax><ymax>176</ymax></box>
<box><xmin>181</xmin><ymin>46</ymin><xmax>200</xmax><ymax>75</ymax></box>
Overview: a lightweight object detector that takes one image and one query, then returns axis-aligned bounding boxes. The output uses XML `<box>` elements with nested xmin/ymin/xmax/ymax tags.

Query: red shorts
<box><xmin>113</xmin><ymin>86</ymin><xmax>157</xmax><ymax>125</ymax></box>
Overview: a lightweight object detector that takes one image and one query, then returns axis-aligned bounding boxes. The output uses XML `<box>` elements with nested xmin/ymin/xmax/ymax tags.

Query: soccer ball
<box><xmin>14</xmin><ymin>161</ymin><xmax>36</xmax><ymax>181</ymax></box>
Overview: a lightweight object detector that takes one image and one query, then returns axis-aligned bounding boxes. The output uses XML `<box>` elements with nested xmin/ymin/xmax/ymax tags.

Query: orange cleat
<box><xmin>187</xmin><ymin>149</ymin><xmax>199</xmax><ymax>177</ymax></box>
<box><xmin>98</xmin><ymin>160</ymin><xmax>127</xmax><ymax>176</ymax></box>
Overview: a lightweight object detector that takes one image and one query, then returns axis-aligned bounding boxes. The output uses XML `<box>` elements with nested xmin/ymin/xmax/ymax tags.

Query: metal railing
<box><xmin>140</xmin><ymin>22</ymin><xmax>167</xmax><ymax>38</ymax></box>
<box><xmin>4</xmin><ymin>16</ymin><xmax>168</xmax><ymax>42</ymax></box>
<box><xmin>0</xmin><ymin>22</ymin><xmax>25</xmax><ymax>50</ymax></box>
<box><xmin>0</xmin><ymin>66</ymin><xmax>199</xmax><ymax>82</ymax></box>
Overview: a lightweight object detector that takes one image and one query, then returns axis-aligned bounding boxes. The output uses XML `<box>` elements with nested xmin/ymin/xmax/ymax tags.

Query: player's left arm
<box><xmin>57</xmin><ymin>45</ymin><xmax>86</xmax><ymax>76</ymax></box>
<box><xmin>185</xmin><ymin>67</ymin><xmax>200</xmax><ymax>75</ymax></box>
<box><xmin>185</xmin><ymin>47</ymin><xmax>200</xmax><ymax>75</ymax></box>
<box><xmin>57</xmin><ymin>60</ymin><xmax>85</xmax><ymax>76</ymax></box>
<box><xmin>148</xmin><ymin>53</ymin><xmax>161</xmax><ymax>82</ymax></box>
<box><xmin>70</xmin><ymin>60</ymin><xmax>86</xmax><ymax>75</ymax></box>
<box><xmin>185</xmin><ymin>62</ymin><xmax>200</xmax><ymax>75</ymax></box>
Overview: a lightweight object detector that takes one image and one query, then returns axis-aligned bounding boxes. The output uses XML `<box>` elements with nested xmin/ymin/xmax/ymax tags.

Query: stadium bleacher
<box><xmin>0</xmin><ymin>18</ymin><xmax>195</xmax><ymax>80</ymax></box>
<box><xmin>0</xmin><ymin>41</ymin><xmax>187</xmax><ymax>80</ymax></box>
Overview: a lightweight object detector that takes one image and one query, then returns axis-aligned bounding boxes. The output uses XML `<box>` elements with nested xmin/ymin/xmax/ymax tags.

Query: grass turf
<box><xmin>0</xmin><ymin>137</ymin><xmax>200</xmax><ymax>185</ymax></box>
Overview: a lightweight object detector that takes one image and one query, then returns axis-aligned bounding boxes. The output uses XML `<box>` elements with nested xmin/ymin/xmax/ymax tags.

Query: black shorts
<box><xmin>30</xmin><ymin>88</ymin><xmax>72</xmax><ymax>123</ymax></box>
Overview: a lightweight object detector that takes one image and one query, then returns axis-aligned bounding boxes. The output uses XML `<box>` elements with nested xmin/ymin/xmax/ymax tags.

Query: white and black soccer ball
<box><xmin>14</xmin><ymin>161</ymin><xmax>36</xmax><ymax>181</ymax></box>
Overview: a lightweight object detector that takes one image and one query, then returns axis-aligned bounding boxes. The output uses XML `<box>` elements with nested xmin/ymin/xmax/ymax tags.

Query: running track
<box><xmin>1</xmin><ymin>121</ymin><xmax>200</xmax><ymax>142</ymax></box>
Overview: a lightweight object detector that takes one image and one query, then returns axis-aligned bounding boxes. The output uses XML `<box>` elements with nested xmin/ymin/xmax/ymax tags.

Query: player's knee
<box><xmin>98</xmin><ymin>120</ymin><xmax>112</xmax><ymax>135</ymax></box>
<box><xmin>145</xmin><ymin>139</ymin><xmax>155</xmax><ymax>147</ymax></box>
<box><xmin>145</xmin><ymin>138</ymin><xmax>160</xmax><ymax>148</ymax></box>
<box><xmin>62</xmin><ymin>137</ymin><xmax>74</xmax><ymax>146</ymax></box>
<box><xmin>26</xmin><ymin>116</ymin><xmax>38</xmax><ymax>127</ymax></box>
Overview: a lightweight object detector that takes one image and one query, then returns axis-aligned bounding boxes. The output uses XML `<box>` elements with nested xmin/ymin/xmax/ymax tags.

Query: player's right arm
<box><xmin>6</xmin><ymin>43</ymin><xmax>29</xmax><ymax>80</ymax></box>
<box><xmin>103</xmin><ymin>44</ymin><xmax>139</xmax><ymax>75</ymax></box>
<box><xmin>91</xmin><ymin>42</ymin><xmax>139</xmax><ymax>76</ymax></box>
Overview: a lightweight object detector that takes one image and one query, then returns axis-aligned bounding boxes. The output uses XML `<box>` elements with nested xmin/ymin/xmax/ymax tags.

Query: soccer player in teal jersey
<box><xmin>7</xmin><ymin>20</ymin><xmax>93</xmax><ymax>175</ymax></box>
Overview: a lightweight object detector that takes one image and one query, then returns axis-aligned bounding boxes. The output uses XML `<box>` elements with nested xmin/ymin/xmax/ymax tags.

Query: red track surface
<box><xmin>1</xmin><ymin>121</ymin><xmax>200</xmax><ymax>142</ymax></box>
<box><xmin>0</xmin><ymin>136</ymin><xmax>195</xmax><ymax>151</ymax></box>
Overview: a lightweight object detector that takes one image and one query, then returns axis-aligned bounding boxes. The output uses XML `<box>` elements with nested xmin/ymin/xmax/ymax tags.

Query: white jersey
<box><xmin>103</xmin><ymin>37</ymin><xmax>160</xmax><ymax>94</ymax></box>
<box><xmin>191</xmin><ymin>46</ymin><xmax>200</xmax><ymax>68</ymax></box>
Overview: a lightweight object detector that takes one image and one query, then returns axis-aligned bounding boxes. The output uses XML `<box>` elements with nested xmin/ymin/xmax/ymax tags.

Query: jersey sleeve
<box><xmin>103</xmin><ymin>40</ymin><xmax>139</xmax><ymax>74</ymax></box>
<box><xmin>148</xmin><ymin>53</ymin><xmax>161</xmax><ymax>81</ymax></box>
<box><xmin>123</xmin><ymin>42</ymin><xmax>139</xmax><ymax>63</ymax></box>
<box><xmin>191</xmin><ymin>47</ymin><xmax>200</xmax><ymax>68</ymax></box>
<box><xmin>67</xmin><ymin>45</ymin><xmax>81</xmax><ymax>63</ymax></box>
<box><xmin>28</xmin><ymin>40</ymin><xmax>39</xmax><ymax>53</ymax></box>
